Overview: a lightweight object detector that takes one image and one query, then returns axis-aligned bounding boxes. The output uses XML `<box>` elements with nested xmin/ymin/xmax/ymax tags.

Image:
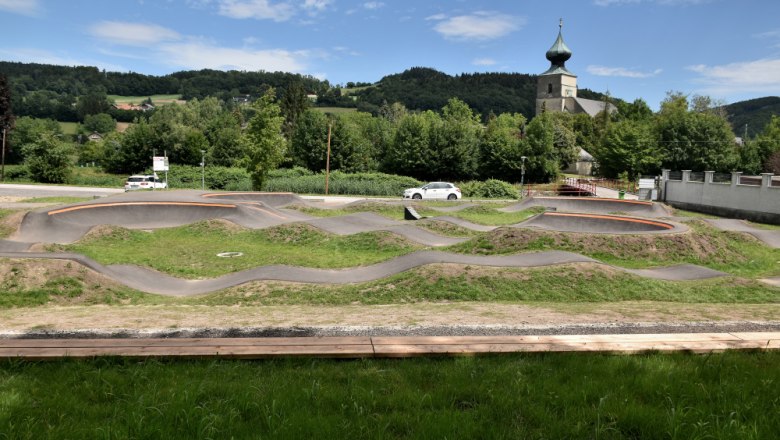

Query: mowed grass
<box><xmin>58</xmin><ymin>121</ymin><xmax>79</xmax><ymax>135</ymax></box>
<box><xmin>1</xmin><ymin>352</ymin><xmax>778</xmax><ymax>439</ymax></box>
<box><xmin>19</xmin><ymin>196</ymin><xmax>92</xmax><ymax>204</ymax></box>
<box><xmin>55</xmin><ymin>221</ymin><xmax>420</xmax><ymax>279</ymax></box>
<box><xmin>109</xmin><ymin>94</ymin><xmax>183</xmax><ymax>104</ymax></box>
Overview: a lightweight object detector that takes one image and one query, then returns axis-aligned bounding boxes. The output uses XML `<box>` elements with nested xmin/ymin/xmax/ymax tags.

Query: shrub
<box><xmin>263</xmin><ymin>170</ymin><xmax>422</xmax><ymax>196</ymax></box>
<box><xmin>459</xmin><ymin>179</ymin><xmax>518</xmax><ymax>199</ymax></box>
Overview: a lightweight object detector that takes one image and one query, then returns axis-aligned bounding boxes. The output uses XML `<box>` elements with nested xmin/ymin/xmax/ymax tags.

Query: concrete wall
<box><xmin>662</xmin><ymin>170</ymin><xmax>780</xmax><ymax>224</ymax></box>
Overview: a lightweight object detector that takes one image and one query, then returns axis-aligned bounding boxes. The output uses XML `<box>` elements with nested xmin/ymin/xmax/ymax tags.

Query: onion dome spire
<box><xmin>542</xmin><ymin>18</ymin><xmax>573</xmax><ymax>75</ymax></box>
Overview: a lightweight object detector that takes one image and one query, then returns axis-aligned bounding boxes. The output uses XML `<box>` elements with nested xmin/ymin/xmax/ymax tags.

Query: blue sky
<box><xmin>2</xmin><ymin>0</ymin><xmax>780</xmax><ymax>109</ymax></box>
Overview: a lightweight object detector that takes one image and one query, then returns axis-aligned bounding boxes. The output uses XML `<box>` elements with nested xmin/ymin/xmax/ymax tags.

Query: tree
<box><xmin>754</xmin><ymin>115</ymin><xmax>780</xmax><ymax>172</ymax></box>
<box><xmin>478</xmin><ymin>112</ymin><xmax>527</xmax><ymax>182</ymax></box>
<box><xmin>655</xmin><ymin>92</ymin><xmax>737</xmax><ymax>172</ymax></box>
<box><xmin>23</xmin><ymin>133</ymin><xmax>72</xmax><ymax>183</ymax></box>
<box><xmin>523</xmin><ymin>114</ymin><xmax>560</xmax><ymax>182</ymax></box>
<box><xmin>76</xmin><ymin>89</ymin><xmax>111</xmax><ymax>120</ymax></box>
<box><xmin>82</xmin><ymin>113</ymin><xmax>116</xmax><ymax>134</ymax></box>
<box><xmin>289</xmin><ymin>109</ymin><xmax>329</xmax><ymax>171</ymax></box>
<box><xmin>595</xmin><ymin>119</ymin><xmax>661</xmax><ymax>179</ymax></box>
<box><xmin>0</xmin><ymin>74</ymin><xmax>14</xmax><ymax>179</ymax></box>
<box><xmin>279</xmin><ymin>81</ymin><xmax>309</xmax><ymax>140</ymax></box>
<box><xmin>429</xmin><ymin>98</ymin><xmax>480</xmax><ymax>180</ymax></box>
<box><xmin>383</xmin><ymin>111</ymin><xmax>436</xmax><ymax>179</ymax></box>
<box><xmin>103</xmin><ymin>119</ymin><xmax>155</xmax><ymax>174</ymax></box>
<box><xmin>243</xmin><ymin>89</ymin><xmax>286</xmax><ymax>190</ymax></box>
<box><xmin>7</xmin><ymin>116</ymin><xmax>62</xmax><ymax>164</ymax></box>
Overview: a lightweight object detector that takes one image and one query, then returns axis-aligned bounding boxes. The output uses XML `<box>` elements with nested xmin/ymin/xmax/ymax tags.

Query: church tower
<box><xmin>536</xmin><ymin>19</ymin><xmax>578</xmax><ymax>115</ymax></box>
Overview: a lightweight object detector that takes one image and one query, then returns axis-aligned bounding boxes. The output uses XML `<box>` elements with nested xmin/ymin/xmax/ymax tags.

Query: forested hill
<box><xmin>351</xmin><ymin>67</ymin><xmax>613</xmax><ymax>119</ymax></box>
<box><xmin>721</xmin><ymin>96</ymin><xmax>780</xmax><ymax>138</ymax></box>
<box><xmin>0</xmin><ymin>61</ymin><xmax>330</xmax><ymax>99</ymax></box>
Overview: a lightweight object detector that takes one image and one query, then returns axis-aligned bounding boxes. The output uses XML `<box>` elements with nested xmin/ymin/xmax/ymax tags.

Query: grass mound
<box><xmin>449</xmin><ymin>220</ymin><xmax>779</xmax><ymax>277</ymax></box>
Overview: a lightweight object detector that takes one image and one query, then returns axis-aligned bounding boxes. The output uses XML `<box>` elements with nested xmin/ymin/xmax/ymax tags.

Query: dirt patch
<box><xmin>2</xmin><ymin>302</ymin><xmax>778</xmax><ymax>333</ymax></box>
<box><xmin>0</xmin><ymin>210</ymin><xmax>26</xmax><ymax>238</ymax></box>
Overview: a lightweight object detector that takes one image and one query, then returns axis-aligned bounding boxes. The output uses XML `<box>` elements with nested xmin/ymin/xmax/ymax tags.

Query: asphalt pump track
<box><xmin>0</xmin><ymin>191</ymin><xmax>741</xmax><ymax>295</ymax></box>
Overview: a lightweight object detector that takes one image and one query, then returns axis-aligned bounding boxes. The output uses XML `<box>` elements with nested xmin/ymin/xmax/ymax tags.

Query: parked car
<box><xmin>403</xmin><ymin>182</ymin><xmax>461</xmax><ymax>200</ymax></box>
<box><xmin>124</xmin><ymin>174</ymin><xmax>167</xmax><ymax>191</ymax></box>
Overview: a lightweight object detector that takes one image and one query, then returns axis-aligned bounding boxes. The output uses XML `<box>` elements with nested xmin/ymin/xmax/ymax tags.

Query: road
<box><xmin>0</xmin><ymin>183</ymin><xmax>123</xmax><ymax>199</ymax></box>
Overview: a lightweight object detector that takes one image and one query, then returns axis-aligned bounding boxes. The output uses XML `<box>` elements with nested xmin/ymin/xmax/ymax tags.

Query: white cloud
<box><xmin>587</xmin><ymin>65</ymin><xmax>662</xmax><ymax>78</ymax></box>
<box><xmin>433</xmin><ymin>11</ymin><xmax>523</xmax><ymax>41</ymax></box>
<box><xmin>364</xmin><ymin>2</ymin><xmax>384</xmax><ymax>10</ymax></box>
<box><xmin>217</xmin><ymin>0</ymin><xmax>296</xmax><ymax>22</ymax></box>
<box><xmin>157</xmin><ymin>42</ymin><xmax>308</xmax><ymax>72</ymax></box>
<box><xmin>473</xmin><ymin>58</ymin><xmax>497</xmax><ymax>66</ymax></box>
<box><xmin>687</xmin><ymin>58</ymin><xmax>780</xmax><ymax>95</ymax></box>
<box><xmin>425</xmin><ymin>13</ymin><xmax>447</xmax><ymax>21</ymax></box>
<box><xmin>303</xmin><ymin>0</ymin><xmax>332</xmax><ymax>15</ymax></box>
<box><xmin>0</xmin><ymin>48</ymin><xmax>127</xmax><ymax>72</ymax></box>
<box><xmin>89</xmin><ymin>21</ymin><xmax>181</xmax><ymax>46</ymax></box>
<box><xmin>0</xmin><ymin>0</ymin><xmax>41</xmax><ymax>16</ymax></box>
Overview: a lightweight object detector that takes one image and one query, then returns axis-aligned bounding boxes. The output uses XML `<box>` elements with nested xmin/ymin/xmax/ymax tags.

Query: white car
<box><xmin>124</xmin><ymin>174</ymin><xmax>167</xmax><ymax>191</ymax></box>
<box><xmin>403</xmin><ymin>182</ymin><xmax>461</xmax><ymax>200</ymax></box>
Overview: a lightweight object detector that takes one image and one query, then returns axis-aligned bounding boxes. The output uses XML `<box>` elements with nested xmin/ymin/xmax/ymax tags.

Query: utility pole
<box><xmin>325</xmin><ymin>123</ymin><xmax>331</xmax><ymax>195</ymax></box>
<box><xmin>520</xmin><ymin>156</ymin><xmax>527</xmax><ymax>198</ymax></box>
<box><xmin>200</xmin><ymin>149</ymin><xmax>206</xmax><ymax>190</ymax></box>
<box><xmin>1</xmin><ymin>127</ymin><xmax>6</xmax><ymax>182</ymax></box>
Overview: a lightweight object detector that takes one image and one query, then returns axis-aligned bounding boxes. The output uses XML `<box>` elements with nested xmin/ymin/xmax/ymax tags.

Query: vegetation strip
<box><xmin>1</xmin><ymin>333</ymin><xmax>777</xmax><ymax>359</ymax></box>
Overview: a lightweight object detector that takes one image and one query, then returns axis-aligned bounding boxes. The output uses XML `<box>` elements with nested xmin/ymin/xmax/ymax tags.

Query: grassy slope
<box><xmin>1</xmin><ymin>353</ymin><xmax>778</xmax><ymax>439</ymax></box>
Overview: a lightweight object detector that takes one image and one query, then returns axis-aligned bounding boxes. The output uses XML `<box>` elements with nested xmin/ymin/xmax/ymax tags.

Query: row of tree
<box><xmin>3</xmin><ymin>68</ymin><xmax>780</xmax><ymax>187</ymax></box>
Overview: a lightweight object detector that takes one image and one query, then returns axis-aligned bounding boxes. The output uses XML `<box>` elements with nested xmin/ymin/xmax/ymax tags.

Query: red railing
<box><xmin>558</xmin><ymin>178</ymin><xmax>597</xmax><ymax>196</ymax></box>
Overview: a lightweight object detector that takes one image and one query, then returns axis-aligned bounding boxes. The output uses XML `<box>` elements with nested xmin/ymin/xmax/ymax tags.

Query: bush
<box><xmin>160</xmin><ymin>165</ymin><xmax>251</xmax><ymax>190</ymax></box>
<box><xmin>263</xmin><ymin>170</ymin><xmax>422</xmax><ymax>196</ymax></box>
<box><xmin>459</xmin><ymin>179</ymin><xmax>518</xmax><ymax>199</ymax></box>
<box><xmin>1</xmin><ymin>165</ymin><xmax>30</xmax><ymax>181</ymax></box>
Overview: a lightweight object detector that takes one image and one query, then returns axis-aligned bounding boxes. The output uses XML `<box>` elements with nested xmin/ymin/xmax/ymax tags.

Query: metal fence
<box><xmin>687</xmin><ymin>172</ymin><xmax>705</xmax><ymax>182</ymax></box>
<box><xmin>712</xmin><ymin>173</ymin><xmax>732</xmax><ymax>184</ymax></box>
<box><xmin>667</xmin><ymin>171</ymin><xmax>683</xmax><ymax>181</ymax></box>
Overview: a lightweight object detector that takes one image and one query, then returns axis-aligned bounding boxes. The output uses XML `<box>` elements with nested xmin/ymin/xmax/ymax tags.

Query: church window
<box><xmin>547</xmin><ymin>83</ymin><xmax>553</xmax><ymax>94</ymax></box>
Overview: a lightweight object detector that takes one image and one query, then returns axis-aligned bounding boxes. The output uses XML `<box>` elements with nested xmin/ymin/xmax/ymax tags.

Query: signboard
<box><xmin>153</xmin><ymin>156</ymin><xmax>169</xmax><ymax>172</ymax></box>
<box><xmin>638</xmin><ymin>178</ymin><xmax>655</xmax><ymax>189</ymax></box>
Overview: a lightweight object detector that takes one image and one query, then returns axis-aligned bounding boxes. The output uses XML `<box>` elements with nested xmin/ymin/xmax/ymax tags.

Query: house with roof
<box><xmin>536</xmin><ymin>20</ymin><xmax>615</xmax><ymax>175</ymax></box>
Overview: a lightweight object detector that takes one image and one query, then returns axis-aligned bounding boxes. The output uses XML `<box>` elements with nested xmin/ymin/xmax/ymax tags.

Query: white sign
<box><xmin>153</xmin><ymin>156</ymin><xmax>169</xmax><ymax>171</ymax></box>
<box><xmin>639</xmin><ymin>178</ymin><xmax>655</xmax><ymax>189</ymax></box>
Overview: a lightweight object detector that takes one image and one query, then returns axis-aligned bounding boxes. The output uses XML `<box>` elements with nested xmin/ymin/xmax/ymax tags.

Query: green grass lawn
<box><xmin>54</xmin><ymin>221</ymin><xmax>421</xmax><ymax>279</ymax></box>
<box><xmin>18</xmin><ymin>196</ymin><xmax>92</xmax><ymax>204</ymax></box>
<box><xmin>109</xmin><ymin>94</ymin><xmax>183</xmax><ymax>104</ymax></box>
<box><xmin>312</xmin><ymin>106</ymin><xmax>358</xmax><ymax>114</ymax></box>
<box><xmin>58</xmin><ymin>121</ymin><xmax>79</xmax><ymax>135</ymax></box>
<box><xmin>1</xmin><ymin>352</ymin><xmax>778</xmax><ymax>439</ymax></box>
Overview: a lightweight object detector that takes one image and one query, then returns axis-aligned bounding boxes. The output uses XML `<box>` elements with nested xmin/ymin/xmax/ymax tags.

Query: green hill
<box><xmin>721</xmin><ymin>96</ymin><xmax>780</xmax><ymax>138</ymax></box>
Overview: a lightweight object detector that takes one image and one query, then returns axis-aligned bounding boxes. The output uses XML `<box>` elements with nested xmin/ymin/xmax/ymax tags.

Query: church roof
<box><xmin>572</xmin><ymin>97</ymin><xmax>617</xmax><ymax>117</ymax></box>
<box><xmin>541</xmin><ymin>19</ymin><xmax>573</xmax><ymax>76</ymax></box>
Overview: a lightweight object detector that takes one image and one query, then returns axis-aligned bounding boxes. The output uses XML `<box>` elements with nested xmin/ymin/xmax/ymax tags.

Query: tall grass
<box><xmin>263</xmin><ymin>169</ymin><xmax>422</xmax><ymax>196</ymax></box>
<box><xmin>1</xmin><ymin>352</ymin><xmax>778</xmax><ymax>439</ymax></box>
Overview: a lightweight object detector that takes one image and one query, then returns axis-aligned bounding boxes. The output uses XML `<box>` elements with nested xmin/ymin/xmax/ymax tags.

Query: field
<box><xmin>108</xmin><ymin>94</ymin><xmax>184</xmax><ymax>105</ymax></box>
<box><xmin>1</xmin><ymin>352</ymin><xmax>778</xmax><ymax>438</ymax></box>
<box><xmin>313</xmin><ymin>106</ymin><xmax>358</xmax><ymax>114</ymax></box>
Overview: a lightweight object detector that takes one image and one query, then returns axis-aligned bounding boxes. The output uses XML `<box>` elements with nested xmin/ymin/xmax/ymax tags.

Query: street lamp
<box><xmin>200</xmin><ymin>150</ymin><xmax>206</xmax><ymax>190</ymax></box>
<box><xmin>520</xmin><ymin>156</ymin><xmax>527</xmax><ymax>198</ymax></box>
